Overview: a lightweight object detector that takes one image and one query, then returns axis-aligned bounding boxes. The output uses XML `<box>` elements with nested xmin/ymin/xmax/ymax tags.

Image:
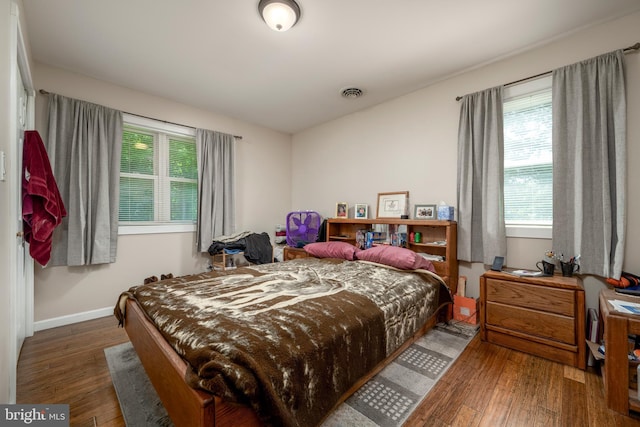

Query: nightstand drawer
<box><xmin>486</xmin><ymin>301</ymin><xmax>576</xmax><ymax>345</ymax></box>
<box><xmin>486</xmin><ymin>278</ymin><xmax>575</xmax><ymax>317</ymax></box>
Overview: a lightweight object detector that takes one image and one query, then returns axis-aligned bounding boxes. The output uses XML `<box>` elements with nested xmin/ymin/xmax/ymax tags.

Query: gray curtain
<box><xmin>457</xmin><ymin>86</ymin><xmax>507</xmax><ymax>264</ymax></box>
<box><xmin>552</xmin><ymin>50</ymin><xmax>626</xmax><ymax>279</ymax></box>
<box><xmin>46</xmin><ymin>94</ymin><xmax>123</xmax><ymax>266</ymax></box>
<box><xmin>196</xmin><ymin>129</ymin><xmax>235</xmax><ymax>252</ymax></box>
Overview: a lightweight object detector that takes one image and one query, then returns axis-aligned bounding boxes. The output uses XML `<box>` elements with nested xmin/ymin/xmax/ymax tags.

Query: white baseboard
<box><xmin>34</xmin><ymin>306</ymin><xmax>114</xmax><ymax>332</ymax></box>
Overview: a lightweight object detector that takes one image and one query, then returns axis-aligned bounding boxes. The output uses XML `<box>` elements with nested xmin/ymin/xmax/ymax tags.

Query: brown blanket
<box><xmin>116</xmin><ymin>257</ymin><xmax>451</xmax><ymax>427</ymax></box>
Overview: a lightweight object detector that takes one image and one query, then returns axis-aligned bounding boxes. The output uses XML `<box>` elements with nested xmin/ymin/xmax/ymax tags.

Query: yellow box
<box><xmin>453</xmin><ymin>295</ymin><xmax>478</xmax><ymax>325</ymax></box>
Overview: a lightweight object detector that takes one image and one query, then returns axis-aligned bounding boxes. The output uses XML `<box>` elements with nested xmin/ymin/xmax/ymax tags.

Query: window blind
<box><xmin>120</xmin><ymin>128</ymin><xmax>155</xmax><ymax>222</ymax></box>
<box><xmin>503</xmin><ymin>88</ymin><xmax>553</xmax><ymax>226</ymax></box>
<box><xmin>119</xmin><ymin>124</ymin><xmax>197</xmax><ymax>224</ymax></box>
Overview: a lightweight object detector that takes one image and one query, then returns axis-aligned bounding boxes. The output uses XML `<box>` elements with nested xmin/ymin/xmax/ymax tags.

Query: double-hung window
<box><xmin>119</xmin><ymin>114</ymin><xmax>197</xmax><ymax>234</ymax></box>
<box><xmin>503</xmin><ymin>76</ymin><xmax>553</xmax><ymax>239</ymax></box>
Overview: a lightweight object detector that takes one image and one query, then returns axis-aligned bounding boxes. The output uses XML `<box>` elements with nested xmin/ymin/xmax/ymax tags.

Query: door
<box><xmin>15</xmin><ymin>71</ymin><xmax>29</xmax><ymax>356</ymax></box>
<box><xmin>8</xmin><ymin>4</ymin><xmax>35</xmax><ymax>403</ymax></box>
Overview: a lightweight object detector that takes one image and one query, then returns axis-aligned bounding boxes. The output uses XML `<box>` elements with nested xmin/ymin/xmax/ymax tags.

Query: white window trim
<box><xmin>503</xmin><ymin>75</ymin><xmax>551</xmax><ymax>99</ymax></box>
<box><xmin>118</xmin><ymin>113</ymin><xmax>197</xmax><ymax>235</ymax></box>
<box><xmin>122</xmin><ymin>113</ymin><xmax>195</xmax><ymax>137</ymax></box>
<box><xmin>506</xmin><ymin>225</ymin><xmax>552</xmax><ymax>239</ymax></box>
<box><xmin>119</xmin><ymin>223</ymin><xmax>196</xmax><ymax>235</ymax></box>
<box><xmin>504</xmin><ymin>75</ymin><xmax>553</xmax><ymax>239</ymax></box>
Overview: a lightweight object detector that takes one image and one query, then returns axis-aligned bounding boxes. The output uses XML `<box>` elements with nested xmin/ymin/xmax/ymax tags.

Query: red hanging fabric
<box><xmin>22</xmin><ymin>130</ymin><xmax>67</xmax><ymax>266</ymax></box>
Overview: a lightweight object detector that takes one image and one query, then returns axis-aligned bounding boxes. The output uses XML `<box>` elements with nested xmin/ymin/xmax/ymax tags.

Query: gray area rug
<box><xmin>105</xmin><ymin>322</ymin><xmax>477</xmax><ymax>427</ymax></box>
<box><xmin>104</xmin><ymin>343</ymin><xmax>174</xmax><ymax>426</ymax></box>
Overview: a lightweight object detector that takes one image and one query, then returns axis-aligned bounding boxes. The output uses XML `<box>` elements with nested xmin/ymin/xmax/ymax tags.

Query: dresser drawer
<box><xmin>486</xmin><ymin>301</ymin><xmax>576</xmax><ymax>345</ymax></box>
<box><xmin>486</xmin><ymin>278</ymin><xmax>575</xmax><ymax>317</ymax></box>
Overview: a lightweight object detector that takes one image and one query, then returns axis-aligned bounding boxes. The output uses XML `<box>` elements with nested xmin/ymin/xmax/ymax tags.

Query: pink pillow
<box><xmin>303</xmin><ymin>242</ymin><xmax>360</xmax><ymax>261</ymax></box>
<box><xmin>412</xmin><ymin>254</ymin><xmax>436</xmax><ymax>272</ymax></box>
<box><xmin>356</xmin><ymin>245</ymin><xmax>435</xmax><ymax>272</ymax></box>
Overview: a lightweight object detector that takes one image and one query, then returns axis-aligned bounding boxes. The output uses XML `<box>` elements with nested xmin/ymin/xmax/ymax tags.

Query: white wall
<box><xmin>31</xmin><ymin>63</ymin><xmax>292</xmax><ymax>324</ymax></box>
<box><xmin>292</xmin><ymin>11</ymin><xmax>640</xmax><ymax>311</ymax></box>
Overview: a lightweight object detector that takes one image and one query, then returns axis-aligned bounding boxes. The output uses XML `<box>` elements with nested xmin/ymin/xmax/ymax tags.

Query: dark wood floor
<box><xmin>16</xmin><ymin>316</ymin><xmax>640</xmax><ymax>426</ymax></box>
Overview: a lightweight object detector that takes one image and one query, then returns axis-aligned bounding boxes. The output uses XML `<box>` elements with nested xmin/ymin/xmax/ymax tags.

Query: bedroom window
<box><xmin>119</xmin><ymin>114</ymin><xmax>197</xmax><ymax>235</ymax></box>
<box><xmin>503</xmin><ymin>76</ymin><xmax>552</xmax><ymax>239</ymax></box>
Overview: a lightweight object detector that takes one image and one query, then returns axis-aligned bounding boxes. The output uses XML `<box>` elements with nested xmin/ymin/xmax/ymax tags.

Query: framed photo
<box><xmin>355</xmin><ymin>203</ymin><xmax>368</xmax><ymax>219</ymax></box>
<box><xmin>336</xmin><ymin>202</ymin><xmax>348</xmax><ymax>218</ymax></box>
<box><xmin>414</xmin><ymin>204</ymin><xmax>437</xmax><ymax>220</ymax></box>
<box><xmin>376</xmin><ymin>191</ymin><xmax>409</xmax><ymax>218</ymax></box>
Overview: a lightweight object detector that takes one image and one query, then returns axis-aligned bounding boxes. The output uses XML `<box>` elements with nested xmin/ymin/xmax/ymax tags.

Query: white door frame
<box><xmin>16</xmin><ymin>7</ymin><xmax>35</xmax><ymax>339</ymax></box>
<box><xmin>8</xmin><ymin>2</ymin><xmax>35</xmax><ymax>404</ymax></box>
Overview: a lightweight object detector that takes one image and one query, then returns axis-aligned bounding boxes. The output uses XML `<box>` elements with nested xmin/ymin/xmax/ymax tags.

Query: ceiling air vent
<box><xmin>340</xmin><ymin>87</ymin><xmax>364</xmax><ymax>99</ymax></box>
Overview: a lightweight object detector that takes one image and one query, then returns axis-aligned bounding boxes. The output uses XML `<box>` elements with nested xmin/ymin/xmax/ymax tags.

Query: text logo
<box><xmin>0</xmin><ymin>405</ymin><xmax>69</xmax><ymax>426</ymax></box>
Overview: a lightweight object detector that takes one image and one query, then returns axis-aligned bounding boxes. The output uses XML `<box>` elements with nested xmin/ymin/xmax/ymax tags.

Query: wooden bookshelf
<box><xmin>326</xmin><ymin>218</ymin><xmax>458</xmax><ymax>295</ymax></box>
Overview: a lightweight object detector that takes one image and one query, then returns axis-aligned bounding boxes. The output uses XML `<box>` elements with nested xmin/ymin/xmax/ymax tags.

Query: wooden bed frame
<box><xmin>124</xmin><ymin>294</ymin><xmax>449</xmax><ymax>426</ymax></box>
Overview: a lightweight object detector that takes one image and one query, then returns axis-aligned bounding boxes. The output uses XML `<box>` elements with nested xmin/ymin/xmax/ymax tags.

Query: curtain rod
<box><xmin>455</xmin><ymin>42</ymin><xmax>640</xmax><ymax>101</ymax></box>
<box><xmin>38</xmin><ymin>89</ymin><xmax>243</xmax><ymax>140</ymax></box>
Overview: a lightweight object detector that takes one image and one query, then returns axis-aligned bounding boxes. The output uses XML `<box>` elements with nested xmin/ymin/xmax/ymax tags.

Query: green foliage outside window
<box><xmin>170</xmin><ymin>181</ymin><xmax>197</xmax><ymax>221</ymax></box>
<box><xmin>121</xmin><ymin>130</ymin><xmax>154</xmax><ymax>175</ymax></box>
<box><xmin>120</xmin><ymin>176</ymin><xmax>154</xmax><ymax>221</ymax></box>
<box><xmin>169</xmin><ymin>138</ymin><xmax>197</xmax><ymax>179</ymax></box>
<box><xmin>119</xmin><ymin>127</ymin><xmax>197</xmax><ymax>224</ymax></box>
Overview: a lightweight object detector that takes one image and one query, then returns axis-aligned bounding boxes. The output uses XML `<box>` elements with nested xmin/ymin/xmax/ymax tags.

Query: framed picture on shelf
<box><xmin>414</xmin><ymin>204</ymin><xmax>436</xmax><ymax>220</ymax></box>
<box><xmin>376</xmin><ymin>191</ymin><xmax>409</xmax><ymax>218</ymax></box>
<box><xmin>355</xmin><ymin>203</ymin><xmax>368</xmax><ymax>219</ymax></box>
<box><xmin>336</xmin><ymin>202</ymin><xmax>348</xmax><ymax>218</ymax></box>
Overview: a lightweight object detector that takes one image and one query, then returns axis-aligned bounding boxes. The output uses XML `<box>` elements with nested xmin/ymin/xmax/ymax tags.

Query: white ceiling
<box><xmin>22</xmin><ymin>0</ymin><xmax>640</xmax><ymax>134</ymax></box>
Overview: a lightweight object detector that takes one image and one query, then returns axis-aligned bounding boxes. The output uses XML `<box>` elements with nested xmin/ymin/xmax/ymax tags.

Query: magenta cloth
<box><xmin>22</xmin><ymin>130</ymin><xmax>67</xmax><ymax>266</ymax></box>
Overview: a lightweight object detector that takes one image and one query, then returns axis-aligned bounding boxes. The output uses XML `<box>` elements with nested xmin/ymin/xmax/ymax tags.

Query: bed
<box><xmin>115</xmin><ymin>250</ymin><xmax>452</xmax><ymax>427</ymax></box>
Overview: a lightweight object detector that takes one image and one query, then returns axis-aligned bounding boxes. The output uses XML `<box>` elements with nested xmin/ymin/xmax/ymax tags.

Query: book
<box><xmin>621</xmin><ymin>304</ymin><xmax>640</xmax><ymax>315</ymax></box>
<box><xmin>615</xmin><ymin>284</ymin><xmax>640</xmax><ymax>297</ymax></box>
<box><xmin>610</xmin><ymin>299</ymin><xmax>640</xmax><ymax>315</ymax></box>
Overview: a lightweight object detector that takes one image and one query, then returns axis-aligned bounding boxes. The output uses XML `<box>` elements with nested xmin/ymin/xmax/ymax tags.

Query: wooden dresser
<box><xmin>480</xmin><ymin>271</ymin><xmax>586</xmax><ymax>369</ymax></box>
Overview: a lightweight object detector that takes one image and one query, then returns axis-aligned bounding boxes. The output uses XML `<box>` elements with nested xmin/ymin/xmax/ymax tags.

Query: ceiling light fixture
<box><xmin>258</xmin><ymin>0</ymin><xmax>301</xmax><ymax>32</ymax></box>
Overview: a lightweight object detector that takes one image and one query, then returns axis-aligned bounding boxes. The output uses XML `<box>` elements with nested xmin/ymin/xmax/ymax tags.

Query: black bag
<box><xmin>316</xmin><ymin>219</ymin><xmax>327</xmax><ymax>242</ymax></box>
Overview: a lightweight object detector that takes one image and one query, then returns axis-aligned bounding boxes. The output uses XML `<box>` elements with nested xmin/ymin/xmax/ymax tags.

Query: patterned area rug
<box><xmin>104</xmin><ymin>322</ymin><xmax>477</xmax><ymax>427</ymax></box>
<box><xmin>323</xmin><ymin>322</ymin><xmax>478</xmax><ymax>426</ymax></box>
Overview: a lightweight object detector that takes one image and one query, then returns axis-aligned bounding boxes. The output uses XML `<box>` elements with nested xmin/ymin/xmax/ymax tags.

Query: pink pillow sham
<box><xmin>356</xmin><ymin>245</ymin><xmax>435</xmax><ymax>272</ymax></box>
<box><xmin>303</xmin><ymin>241</ymin><xmax>360</xmax><ymax>261</ymax></box>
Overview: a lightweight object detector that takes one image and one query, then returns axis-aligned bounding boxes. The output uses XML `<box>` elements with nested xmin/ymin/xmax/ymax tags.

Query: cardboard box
<box><xmin>453</xmin><ymin>295</ymin><xmax>478</xmax><ymax>324</ymax></box>
<box><xmin>437</xmin><ymin>205</ymin><xmax>455</xmax><ymax>220</ymax></box>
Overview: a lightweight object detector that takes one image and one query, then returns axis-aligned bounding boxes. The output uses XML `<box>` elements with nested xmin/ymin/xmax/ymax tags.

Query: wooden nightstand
<box><xmin>283</xmin><ymin>246</ymin><xmax>309</xmax><ymax>261</ymax></box>
<box><xmin>480</xmin><ymin>270</ymin><xmax>586</xmax><ymax>369</ymax></box>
